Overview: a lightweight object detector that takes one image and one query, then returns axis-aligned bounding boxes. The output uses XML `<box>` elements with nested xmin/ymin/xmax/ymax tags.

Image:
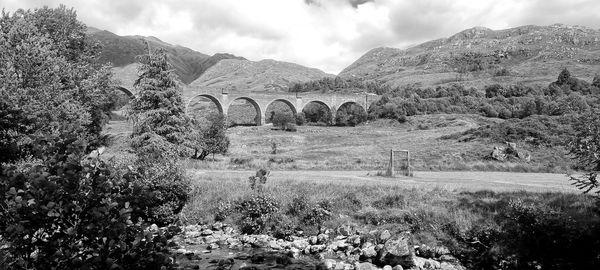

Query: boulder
<box><xmin>378</xmin><ymin>234</ymin><xmax>415</xmax><ymax>268</ymax></box>
<box><xmin>489</xmin><ymin>146</ymin><xmax>507</xmax><ymax>161</ymax></box>
<box><xmin>361</xmin><ymin>245</ymin><xmax>378</xmax><ymax>260</ymax></box>
<box><xmin>292</xmin><ymin>239</ymin><xmax>309</xmax><ymax>250</ymax></box>
<box><xmin>309</xmin><ymin>235</ymin><xmax>319</xmax><ymax>245</ymax></box>
<box><xmin>355</xmin><ymin>262</ymin><xmax>378</xmax><ymax>270</ymax></box>
<box><xmin>318</xmin><ymin>233</ymin><xmax>330</xmax><ymax>244</ymax></box>
<box><xmin>379</xmin><ymin>230</ymin><xmax>392</xmax><ymax>243</ymax></box>
<box><xmin>322</xmin><ymin>259</ymin><xmax>336</xmax><ymax>269</ymax></box>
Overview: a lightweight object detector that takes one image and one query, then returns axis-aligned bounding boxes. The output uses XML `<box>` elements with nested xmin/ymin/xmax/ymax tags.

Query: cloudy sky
<box><xmin>3</xmin><ymin>0</ymin><xmax>600</xmax><ymax>74</ymax></box>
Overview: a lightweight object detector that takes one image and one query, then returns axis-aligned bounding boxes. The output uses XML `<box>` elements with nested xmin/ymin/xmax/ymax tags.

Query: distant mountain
<box><xmin>188</xmin><ymin>59</ymin><xmax>334</xmax><ymax>93</ymax></box>
<box><xmin>87</xmin><ymin>28</ymin><xmax>245</xmax><ymax>85</ymax></box>
<box><xmin>339</xmin><ymin>24</ymin><xmax>600</xmax><ymax>88</ymax></box>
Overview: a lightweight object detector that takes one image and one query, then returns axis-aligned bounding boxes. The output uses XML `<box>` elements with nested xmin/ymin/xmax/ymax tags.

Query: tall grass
<box><xmin>181</xmin><ymin>172</ymin><xmax>600</xmax><ymax>269</ymax></box>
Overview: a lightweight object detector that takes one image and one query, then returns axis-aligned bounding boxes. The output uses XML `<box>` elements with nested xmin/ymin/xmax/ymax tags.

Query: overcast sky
<box><xmin>3</xmin><ymin>0</ymin><xmax>600</xmax><ymax>74</ymax></box>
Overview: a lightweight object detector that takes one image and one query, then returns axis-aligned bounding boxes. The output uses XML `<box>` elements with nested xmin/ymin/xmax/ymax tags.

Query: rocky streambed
<box><xmin>163</xmin><ymin>222</ymin><xmax>465</xmax><ymax>270</ymax></box>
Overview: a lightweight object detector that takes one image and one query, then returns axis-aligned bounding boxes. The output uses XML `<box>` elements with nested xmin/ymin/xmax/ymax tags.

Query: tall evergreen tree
<box><xmin>128</xmin><ymin>47</ymin><xmax>191</xmax><ymax>158</ymax></box>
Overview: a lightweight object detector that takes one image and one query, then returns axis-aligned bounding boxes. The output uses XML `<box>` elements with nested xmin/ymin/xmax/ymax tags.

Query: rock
<box><xmin>211</xmin><ymin>222</ymin><xmax>223</xmax><ymax>231</ymax></box>
<box><xmin>392</xmin><ymin>266</ymin><xmax>403</xmax><ymax>270</ymax></box>
<box><xmin>334</xmin><ymin>262</ymin><xmax>350</xmax><ymax>270</ymax></box>
<box><xmin>268</xmin><ymin>240</ymin><xmax>282</xmax><ymax>250</ymax></box>
<box><xmin>438</xmin><ymin>254</ymin><xmax>460</xmax><ymax>263</ymax></box>
<box><xmin>186</xmin><ymin>230</ymin><xmax>202</xmax><ymax>238</ymax></box>
<box><xmin>355</xmin><ymin>262</ymin><xmax>378</xmax><ymax>270</ymax></box>
<box><xmin>322</xmin><ymin>259</ymin><xmax>337</xmax><ymax>269</ymax></box>
<box><xmin>360</xmin><ymin>245</ymin><xmax>377</xmax><ymax>259</ymax></box>
<box><xmin>489</xmin><ymin>146</ymin><xmax>507</xmax><ymax>161</ymax></box>
<box><xmin>338</xmin><ymin>225</ymin><xmax>352</xmax><ymax>236</ymax></box>
<box><xmin>201</xmin><ymin>229</ymin><xmax>214</xmax><ymax>236</ymax></box>
<box><xmin>414</xmin><ymin>256</ymin><xmax>441</xmax><ymax>269</ymax></box>
<box><xmin>149</xmin><ymin>224</ymin><xmax>159</xmax><ymax>231</ymax></box>
<box><xmin>383</xmin><ymin>266</ymin><xmax>393</xmax><ymax>270</ymax></box>
<box><xmin>174</xmin><ymin>248</ymin><xmax>187</xmax><ymax>254</ymax></box>
<box><xmin>207</xmin><ymin>243</ymin><xmax>219</xmax><ymax>250</ymax></box>
<box><xmin>223</xmin><ymin>226</ymin><xmax>234</xmax><ymax>235</ymax></box>
<box><xmin>310</xmin><ymin>244</ymin><xmax>326</xmax><ymax>254</ymax></box>
<box><xmin>289</xmin><ymin>247</ymin><xmax>301</xmax><ymax>258</ymax></box>
<box><xmin>379</xmin><ymin>230</ymin><xmax>392</xmax><ymax>243</ymax></box>
<box><xmin>379</xmin><ymin>234</ymin><xmax>415</xmax><ymax>268</ymax></box>
<box><xmin>309</xmin><ymin>235</ymin><xmax>319</xmax><ymax>245</ymax></box>
<box><xmin>318</xmin><ymin>233</ymin><xmax>330</xmax><ymax>244</ymax></box>
<box><xmin>347</xmin><ymin>235</ymin><xmax>361</xmax><ymax>246</ymax></box>
<box><xmin>292</xmin><ymin>239</ymin><xmax>309</xmax><ymax>250</ymax></box>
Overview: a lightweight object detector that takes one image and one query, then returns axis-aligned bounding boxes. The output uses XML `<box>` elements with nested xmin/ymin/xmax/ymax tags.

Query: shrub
<box><xmin>233</xmin><ymin>194</ymin><xmax>280</xmax><ymax>234</ymax></box>
<box><xmin>0</xmin><ymin>153</ymin><xmax>176</xmax><ymax>269</ymax></box>
<box><xmin>248</xmin><ymin>168</ymin><xmax>269</xmax><ymax>192</ymax></box>
<box><xmin>480</xmin><ymin>104</ymin><xmax>499</xmax><ymax>118</ymax></box>
<box><xmin>126</xmin><ymin>159</ymin><xmax>190</xmax><ymax>226</ymax></box>
<box><xmin>272</xmin><ymin>113</ymin><xmax>295</xmax><ymax>130</ymax></box>
<box><xmin>296</xmin><ymin>112</ymin><xmax>307</xmax><ymax>125</ymax></box>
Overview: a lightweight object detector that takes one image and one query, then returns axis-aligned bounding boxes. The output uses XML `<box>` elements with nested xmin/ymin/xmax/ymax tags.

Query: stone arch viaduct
<box><xmin>116</xmin><ymin>86</ymin><xmax>380</xmax><ymax>126</ymax></box>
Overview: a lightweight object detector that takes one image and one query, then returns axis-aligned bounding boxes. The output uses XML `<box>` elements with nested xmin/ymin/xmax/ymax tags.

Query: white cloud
<box><xmin>2</xmin><ymin>0</ymin><xmax>599</xmax><ymax>74</ymax></box>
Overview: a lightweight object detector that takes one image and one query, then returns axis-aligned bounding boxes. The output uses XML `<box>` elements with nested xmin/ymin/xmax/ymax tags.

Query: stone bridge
<box><xmin>182</xmin><ymin>89</ymin><xmax>380</xmax><ymax>126</ymax></box>
<box><xmin>116</xmin><ymin>86</ymin><xmax>380</xmax><ymax>126</ymax></box>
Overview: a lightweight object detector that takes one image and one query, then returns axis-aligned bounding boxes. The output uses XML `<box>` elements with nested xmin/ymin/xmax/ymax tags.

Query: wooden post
<box><xmin>389</xmin><ymin>149</ymin><xmax>394</xmax><ymax>176</ymax></box>
<box><xmin>406</xmin><ymin>150</ymin><xmax>411</xmax><ymax>176</ymax></box>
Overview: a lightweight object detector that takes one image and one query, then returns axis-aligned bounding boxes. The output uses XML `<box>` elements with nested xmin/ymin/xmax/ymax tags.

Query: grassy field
<box><xmin>104</xmin><ymin>113</ymin><xmax>573</xmax><ymax>173</ymax></box>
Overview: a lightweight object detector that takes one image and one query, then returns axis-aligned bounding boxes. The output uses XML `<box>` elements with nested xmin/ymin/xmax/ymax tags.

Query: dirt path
<box><xmin>191</xmin><ymin>170</ymin><xmax>578</xmax><ymax>193</ymax></box>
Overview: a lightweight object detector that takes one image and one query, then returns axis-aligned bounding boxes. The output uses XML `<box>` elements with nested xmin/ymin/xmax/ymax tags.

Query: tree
<box><xmin>0</xmin><ymin>6</ymin><xmax>116</xmax><ymax>163</ymax></box>
<box><xmin>0</xmin><ymin>6</ymin><xmax>176</xmax><ymax>269</ymax></box>
<box><xmin>568</xmin><ymin>110</ymin><xmax>600</xmax><ymax>196</ymax></box>
<box><xmin>189</xmin><ymin>113</ymin><xmax>230</xmax><ymax>160</ymax></box>
<box><xmin>128</xmin><ymin>47</ymin><xmax>190</xmax><ymax>158</ymax></box>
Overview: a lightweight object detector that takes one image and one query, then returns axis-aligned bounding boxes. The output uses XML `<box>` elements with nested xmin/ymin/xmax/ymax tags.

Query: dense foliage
<box><xmin>0</xmin><ymin>7</ymin><xmax>188</xmax><ymax>269</ymax></box>
<box><xmin>272</xmin><ymin>113</ymin><xmax>297</xmax><ymax>131</ymax></box>
<box><xmin>0</xmin><ymin>6</ymin><xmax>117</xmax><ymax>164</ymax></box>
<box><xmin>335</xmin><ymin>102</ymin><xmax>368</xmax><ymax>126</ymax></box>
<box><xmin>302</xmin><ymin>102</ymin><xmax>333</xmax><ymax>125</ymax></box>
<box><xmin>189</xmin><ymin>113</ymin><xmax>230</xmax><ymax>160</ymax></box>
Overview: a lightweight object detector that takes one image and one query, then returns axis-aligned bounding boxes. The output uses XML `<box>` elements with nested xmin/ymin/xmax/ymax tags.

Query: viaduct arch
<box><xmin>183</xmin><ymin>91</ymin><xmax>380</xmax><ymax>126</ymax></box>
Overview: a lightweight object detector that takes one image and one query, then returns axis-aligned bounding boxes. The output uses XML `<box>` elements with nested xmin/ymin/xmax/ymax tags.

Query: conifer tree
<box><xmin>128</xmin><ymin>47</ymin><xmax>191</xmax><ymax>158</ymax></box>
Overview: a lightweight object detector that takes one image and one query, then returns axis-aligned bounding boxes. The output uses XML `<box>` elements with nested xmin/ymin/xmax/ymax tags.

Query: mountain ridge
<box><xmin>339</xmin><ymin>24</ymin><xmax>600</xmax><ymax>89</ymax></box>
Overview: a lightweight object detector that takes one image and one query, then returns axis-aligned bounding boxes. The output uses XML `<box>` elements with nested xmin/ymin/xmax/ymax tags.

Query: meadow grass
<box><xmin>103</xmin><ymin>113</ymin><xmax>574</xmax><ymax>173</ymax></box>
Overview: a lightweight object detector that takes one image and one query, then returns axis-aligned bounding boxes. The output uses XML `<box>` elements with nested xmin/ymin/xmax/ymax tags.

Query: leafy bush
<box><xmin>272</xmin><ymin>113</ymin><xmax>295</xmax><ymax>130</ymax></box>
<box><xmin>296</xmin><ymin>112</ymin><xmax>307</xmax><ymax>125</ymax></box>
<box><xmin>0</xmin><ymin>150</ymin><xmax>176</xmax><ymax>269</ymax></box>
<box><xmin>248</xmin><ymin>169</ymin><xmax>269</xmax><ymax>192</ymax></box>
<box><xmin>125</xmin><ymin>159</ymin><xmax>190</xmax><ymax>226</ymax></box>
<box><xmin>335</xmin><ymin>103</ymin><xmax>368</xmax><ymax>126</ymax></box>
<box><xmin>233</xmin><ymin>194</ymin><xmax>280</xmax><ymax>234</ymax></box>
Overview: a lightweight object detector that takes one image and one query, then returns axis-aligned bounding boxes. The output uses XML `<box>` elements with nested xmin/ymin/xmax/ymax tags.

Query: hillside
<box><xmin>340</xmin><ymin>24</ymin><xmax>600</xmax><ymax>88</ymax></box>
<box><xmin>188</xmin><ymin>59</ymin><xmax>334</xmax><ymax>93</ymax></box>
<box><xmin>87</xmin><ymin>27</ymin><xmax>245</xmax><ymax>85</ymax></box>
